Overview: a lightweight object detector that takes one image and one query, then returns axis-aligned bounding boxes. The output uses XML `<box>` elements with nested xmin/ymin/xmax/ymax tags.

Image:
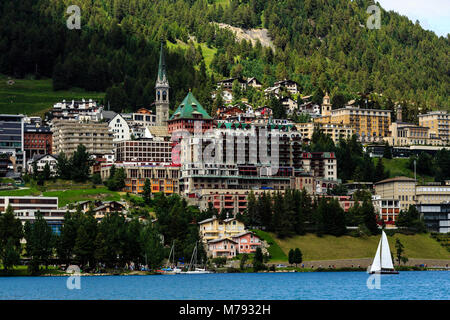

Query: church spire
<box><xmin>157</xmin><ymin>41</ymin><xmax>167</xmax><ymax>84</ymax></box>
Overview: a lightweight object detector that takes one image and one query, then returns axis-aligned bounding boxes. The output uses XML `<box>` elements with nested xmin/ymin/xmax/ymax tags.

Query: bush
<box><xmin>226</xmin><ymin>267</ymin><xmax>240</xmax><ymax>273</ymax></box>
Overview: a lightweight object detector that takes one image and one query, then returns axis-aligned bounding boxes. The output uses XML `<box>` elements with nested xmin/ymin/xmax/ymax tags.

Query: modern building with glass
<box><xmin>0</xmin><ymin>114</ymin><xmax>25</xmax><ymax>173</ymax></box>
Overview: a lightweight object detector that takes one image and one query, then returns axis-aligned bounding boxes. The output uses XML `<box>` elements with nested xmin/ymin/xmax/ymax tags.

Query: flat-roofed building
<box><xmin>416</xmin><ymin>202</ymin><xmax>450</xmax><ymax>233</ymax></box>
<box><xmin>52</xmin><ymin>119</ymin><xmax>114</xmax><ymax>157</ymax></box>
<box><xmin>416</xmin><ymin>185</ymin><xmax>450</xmax><ymax>205</ymax></box>
<box><xmin>115</xmin><ymin>138</ymin><xmax>172</xmax><ymax>163</ymax></box>
<box><xmin>296</xmin><ymin>122</ymin><xmax>354</xmax><ymax>144</ymax></box>
<box><xmin>418</xmin><ymin>111</ymin><xmax>450</xmax><ymax>144</ymax></box>
<box><xmin>0</xmin><ymin>196</ymin><xmax>58</xmax><ymax>212</ymax></box>
<box><xmin>386</xmin><ymin>122</ymin><xmax>446</xmax><ymax>146</ymax></box>
<box><xmin>100</xmin><ymin>163</ymin><xmax>179</xmax><ymax>195</ymax></box>
<box><xmin>315</xmin><ymin>106</ymin><xmax>391</xmax><ymax>142</ymax></box>
<box><xmin>0</xmin><ymin>114</ymin><xmax>25</xmax><ymax>172</ymax></box>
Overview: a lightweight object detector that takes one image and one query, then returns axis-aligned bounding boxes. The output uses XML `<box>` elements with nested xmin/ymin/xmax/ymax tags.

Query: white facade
<box><xmin>109</xmin><ymin>114</ymin><xmax>131</xmax><ymax>143</ymax></box>
<box><xmin>27</xmin><ymin>154</ymin><xmax>58</xmax><ymax>176</ymax></box>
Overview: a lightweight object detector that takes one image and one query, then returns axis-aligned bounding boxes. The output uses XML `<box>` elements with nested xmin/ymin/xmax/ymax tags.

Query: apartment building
<box><xmin>52</xmin><ymin>120</ymin><xmax>114</xmax><ymax>157</ymax></box>
<box><xmin>108</xmin><ymin>114</ymin><xmax>131</xmax><ymax>143</ymax></box>
<box><xmin>418</xmin><ymin>111</ymin><xmax>449</xmax><ymax>143</ymax></box>
<box><xmin>51</xmin><ymin>99</ymin><xmax>100</xmax><ymax>121</ymax></box>
<box><xmin>100</xmin><ymin>163</ymin><xmax>180</xmax><ymax>195</ymax></box>
<box><xmin>24</xmin><ymin>124</ymin><xmax>52</xmax><ymax>159</ymax></box>
<box><xmin>198</xmin><ymin>216</ymin><xmax>246</xmax><ymax>243</ymax></box>
<box><xmin>315</xmin><ymin>106</ymin><xmax>391</xmax><ymax>142</ymax></box>
<box><xmin>115</xmin><ymin>138</ymin><xmax>172</xmax><ymax>163</ymax></box>
<box><xmin>296</xmin><ymin>122</ymin><xmax>355</xmax><ymax>144</ymax></box>
<box><xmin>372</xmin><ymin>195</ymin><xmax>401</xmax><ymax>224</ymax></box>
<box><xmin>416</xmin><ymin>202</ymin><xmax>450</xmax><ymax>233</ymax></box>
<box><xmin>0</xmin><ymin>114</ymin><xmax>25</xmax><ymax>172</ymax></box>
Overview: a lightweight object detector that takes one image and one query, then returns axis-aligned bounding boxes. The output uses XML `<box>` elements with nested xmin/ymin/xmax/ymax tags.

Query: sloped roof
<box><xmin>147</xmin><ymin>125</ymin><xmax>169</xmax><ymax>137</ymax></box>
<box><xmin>157</xmin><ymin>42</ymin><xmax>167</xmax><ymax>83</ymax></box>
<box><xmin>169</xmin><ymin>92</ymin><xmax>212</xmax><ymax>121</ymax></box>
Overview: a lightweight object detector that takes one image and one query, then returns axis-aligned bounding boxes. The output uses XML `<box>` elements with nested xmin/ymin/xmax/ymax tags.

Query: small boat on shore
<box><xmin>368</xmin><ymin>230</ymin><xmax>399</xmax><ymax>275</ymax></box>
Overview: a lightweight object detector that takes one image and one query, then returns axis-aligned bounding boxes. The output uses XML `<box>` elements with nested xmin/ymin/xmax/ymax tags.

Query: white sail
<box><xmin>381</xmin><ymin>231</ymin><xmax>395</xmax><ymax>270</ymax></box>
<box><xmin>370</xmin><ymin>237</ymin><xmax>382</xmax><ymax>273</ymax></box>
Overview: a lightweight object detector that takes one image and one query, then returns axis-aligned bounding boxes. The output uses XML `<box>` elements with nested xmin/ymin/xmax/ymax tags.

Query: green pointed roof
<box><xmin>157</xmin><ymin>41</ymin><xmax>167</xmax><ymax>83</ymax></box>
<box><xmin>170</xmin><ymin>92</ymin><xmax>212</xmax><ymax>120</ymax></box>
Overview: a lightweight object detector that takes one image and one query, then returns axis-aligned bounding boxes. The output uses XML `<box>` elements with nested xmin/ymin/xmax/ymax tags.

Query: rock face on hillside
<box><xmin>215</xmin><ymin>23</ymin><xmax>275</xmax><ymax>50</ymax></box>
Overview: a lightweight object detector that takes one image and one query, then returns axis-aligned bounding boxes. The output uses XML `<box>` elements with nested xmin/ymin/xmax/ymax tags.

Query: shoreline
<box><xmin>2</xmin><ymin>266</ymin><xmax>449</xmax><ymax>277</ymax></box>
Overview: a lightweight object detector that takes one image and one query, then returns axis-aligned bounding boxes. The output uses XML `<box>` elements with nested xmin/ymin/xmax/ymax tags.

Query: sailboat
<box><xmin>182</xmin><ymin>242</ymin><xmax>212</xmax><ymax>274</ymax></box>
<box><xmin>162</xmin><ymin>241</ymin><xmax>182</xmax><ymax>275</ymax></box>
<box><xmin>368</xmin><ymin>230</ymin><xmax>399</xmax><ymax>274</ymax></box>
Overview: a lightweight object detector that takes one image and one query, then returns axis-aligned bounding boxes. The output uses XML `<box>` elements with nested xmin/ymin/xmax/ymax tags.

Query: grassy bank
<box><xmin>0</xmin><ymin>180</ymin><xmax>122</xmax><ymax>208</ymax></box>
<box><xmin>252</xmin><ymin>230</ymin><xmax>288</xmax><ymax>262</ymax></box>
<box><xmin>269</xmin><ymin>232</ymin><xmax>450</xmax><ymax>262</ymax></box>
<box><xmin>372</xmin><ymin>158</ymin><xmax>434</xmax><ymax>183</ymax></box>
<box><xmin>0</xmin><ymin>75</ymin><xmax>104</xmax><ymax>117</ymax></box>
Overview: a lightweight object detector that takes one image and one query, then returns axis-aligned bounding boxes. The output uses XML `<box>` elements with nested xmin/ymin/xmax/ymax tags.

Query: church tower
<box><xmin>155</xmin><ymin>41</ymin><xmax>170</xmax><ymax>126</ymax></box>
<box><xmin>321</xmin><ymin>92</ymin><xmax>332</xmax><ymax>116</ymax></box>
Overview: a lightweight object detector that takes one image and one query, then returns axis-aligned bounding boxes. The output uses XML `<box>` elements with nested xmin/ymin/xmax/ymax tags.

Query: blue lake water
<box><xmin>0</xmin><ymin>271</ymin><xmax>449</xmax><ymax>300</ymax></box>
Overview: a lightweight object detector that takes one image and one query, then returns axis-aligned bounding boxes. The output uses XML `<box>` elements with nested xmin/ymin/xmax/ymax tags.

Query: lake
<box><xmin>0</xmin><ymin>271</ymin><xmax>449</xmax><ymax>300</ymax></box>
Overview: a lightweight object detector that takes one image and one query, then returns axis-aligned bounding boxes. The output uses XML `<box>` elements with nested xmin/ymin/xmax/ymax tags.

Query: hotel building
<box><xmin>52</xmin><ymin>119</ymin><xmax>114</xmax><ymax>157</ymax></box>
<box><xmin>418</xmin><ymin>111</ymin><xmax>449</xmax><ymax>144</ymax></box>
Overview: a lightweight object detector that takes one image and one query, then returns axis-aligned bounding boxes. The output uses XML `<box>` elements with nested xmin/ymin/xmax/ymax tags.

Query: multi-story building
<box><xmin>50</xmin><ymin>99</ymin><xmax>101</xmax><ymax>121</ymax></box>
<box><xmin>0</xmin><ymin>114</ymin><xmax>25</xmax><ymax>172</ymax></box>
<box><xmin>374</xmin><ymin>176</ymin><xmax>416</xmax><ymax>210</ymax></box>
<box><xmin>108</xmin><ymin>114</ymin><xmax>130</xmax><ymax>143</ymax></box>
<box><xmin>24</xmin><ymin>124</ymin><xmax>52</xmax><ymax>160</ymax></box>
<box><xmin>168</xmin><ymin>91</ymin><xmax>214</xmax><ymax>134</ymax></box>
<box><xmin>415</xmin><ymin>184</ymin><xmax>450</xmax><ymax>205</ymax></box>
<box><xmin>0</xmin><ymin>196</ymin><xmax>68</xmax><ymax>235</ymax></box>
<box><xmin>52</xmin><ymin>119</ymin><xmax>114</xmax><ymax>157</ymax></box>
<box><xmin>372</xmin><ymin>195</ymin><xmax>401</xmax><ymax>224</ymax></box>
<box><xmin>0</xmin><ymin>196</ymin><xmax>58</xmax><ymax>212</ymax></box>
<box><xmin>121</xmin><ymin>108</ymin><xmax>156</xmax><ymax>128</ymax></box>
<box><xmin>100</xmin><ymin>163</ymin><xmax>179</xmax><ymax>195</ymax></box>
<box><xmin>191</xmin><ymin>189</ymin><xmax>286</xmax><ymax>214</ymax></box>
<box><xmin>296</xmin><ymin>122</ymin><xmax>355</xmax><ymax>144</ymax></box>
<box><xmin>416</xmin><ymin>202</ymin><xmax>450</xmax><ymax>233</ymax></box>
<box><xmin>386</xmin><ymin>122</ymin><xmax>446</xmax><ymax>146</ymax></box>
<box><xmin>198</xmin><ymin>216</ymin><xmax>246</xmax><ymax>243</ymax></box>
<box><xmin>115</xmin><ymin>138</ymin><xmax>172</xmax><ymax>163</ymax></box>
<box><xmin>418</xmin><ymin>111</ymin><xmax>450</xmax><ymax>144</ymax></box>
<box><xmin>297</xmin><ymin>118</ymin><xmax>352</xmax><ymax>143</ymax></box>
<box><xmin>315</xmin><ymin>106</ymin><xmax>392</xmax><ymax>142</ymax></box>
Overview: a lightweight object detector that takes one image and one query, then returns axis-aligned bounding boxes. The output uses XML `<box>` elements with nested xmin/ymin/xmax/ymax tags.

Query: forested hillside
<box><xmin>0</xmin><ymin>0</ymin><xmax>448</xmax><ymax>116</ymax></box>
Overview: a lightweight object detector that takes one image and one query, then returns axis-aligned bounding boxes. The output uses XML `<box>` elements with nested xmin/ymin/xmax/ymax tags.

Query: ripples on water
<box><xmin>0</xmin><ymin>271</ymin><xmax>449</xmax><ymax>300</ymax></box>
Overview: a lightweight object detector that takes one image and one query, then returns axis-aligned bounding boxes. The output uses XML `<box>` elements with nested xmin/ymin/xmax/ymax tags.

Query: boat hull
<box><xmin>368</xmin><ymin>269</ymin><xmax>399</xmax><ymax>275</ymax></box>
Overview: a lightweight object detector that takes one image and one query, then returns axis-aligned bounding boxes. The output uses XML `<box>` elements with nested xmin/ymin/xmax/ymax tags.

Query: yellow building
<box><xmin>385</xmin><ymin>122</ymin><xmax>446</xmax><ymax>146</ymax></box>
<box><xmin>198</xmin><ymin>216</ymin><xmax>246</xmax><ymax>243</ymax></box>
<box><xmin>315</xmin><ymin>106</ymin><xmax>392</xmax><ymax>142</ymax></box>
<box><xmin>418</xmin><ymin>111</ymin><xmax>450</xmax><ymax>144</ymax></box>
<box><xmin>374</xmin><ymin>176</ymin><xmax>417</xmax><ymax>210</ymax></box>
<box><xmin>296</xmin><ymin>122</ymin><xmax>354</xmax><ymax>143</ymax></box>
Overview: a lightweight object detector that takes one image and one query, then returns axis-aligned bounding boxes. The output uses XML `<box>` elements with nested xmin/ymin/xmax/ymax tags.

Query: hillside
<box><xmin>0</xmin><ymin>75</ymin><xmax>104</xmax><ymax>117</ymax></box>
<box><xmin>0</xmin><ymin>0</ymin><xmax>448</xmax><ymax>117</ymax></box>
<box><xmin>257</xmin><ymin>231</ymin><xmax>450</xmax><ymax>262</ymax></box>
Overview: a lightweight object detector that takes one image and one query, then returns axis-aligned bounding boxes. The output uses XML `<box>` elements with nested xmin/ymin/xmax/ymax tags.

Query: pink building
<box><xmin>231</xmin><ymin>231</ymin><xmax>261</xmax><ymax>254</ymax></box>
